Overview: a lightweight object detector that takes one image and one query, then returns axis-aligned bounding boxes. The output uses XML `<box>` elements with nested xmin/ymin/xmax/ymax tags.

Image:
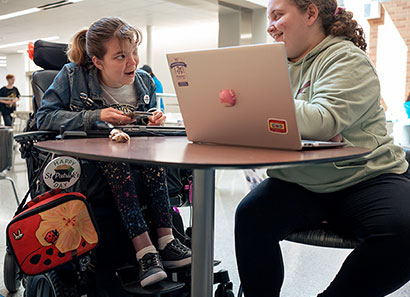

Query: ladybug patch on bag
<box><xmin>44</xmin><ymin>230</ymin><xmax>59</xmax><ymax>244</ymax></box>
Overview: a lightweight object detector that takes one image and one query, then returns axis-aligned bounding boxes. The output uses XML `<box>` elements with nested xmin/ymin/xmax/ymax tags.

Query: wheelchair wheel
<box><xmin>3</xmin><ymin>251</ymin><xmax>21</xmax><ymax>293</ymax></box>
<box><xmin>25</xmin><ymin>270</ymin><xmax>78</xmax><ymax>297</ymax></box>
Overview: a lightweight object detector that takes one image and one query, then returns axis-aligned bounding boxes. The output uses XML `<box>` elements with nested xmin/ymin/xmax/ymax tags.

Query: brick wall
<box><xmin>368</xmin><ymin>0</ymin><xmax>410</xmax><ymax>100</ymax></box>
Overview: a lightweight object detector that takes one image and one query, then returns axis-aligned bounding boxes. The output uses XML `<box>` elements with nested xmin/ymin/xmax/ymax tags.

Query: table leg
<box><xmin>191</xmin><ymin>168</ymin><xmax>215</xmax><ymax>297</ymax></box>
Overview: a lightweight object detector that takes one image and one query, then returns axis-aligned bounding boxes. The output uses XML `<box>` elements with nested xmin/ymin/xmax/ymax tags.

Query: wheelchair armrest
<box><xmin>14</xmin><ymin>131</ymin><xmax>59</xmax><ymax>143</ymax></box>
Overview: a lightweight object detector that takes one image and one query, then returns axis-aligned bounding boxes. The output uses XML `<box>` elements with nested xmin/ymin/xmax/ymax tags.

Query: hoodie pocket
<box><xmin>333</xmin><ymin>158</ymin><xmax>368</xmax><ymax>169</ymax></box>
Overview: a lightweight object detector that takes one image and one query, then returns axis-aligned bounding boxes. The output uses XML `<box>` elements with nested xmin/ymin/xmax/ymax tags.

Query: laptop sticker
<box><xmin>219</xmin><ymin>89</ymin><xmax>236</xmax><ymax>107</ymax></box>
<box><xmin>169</xmin><ymin>58</ymin><xmax>189</xmax><ymax>87</ymax></box>
<box><xmin>268</xmin><ymin>118</ymin><xmax>288</xmax><ymax>134</ymax></box>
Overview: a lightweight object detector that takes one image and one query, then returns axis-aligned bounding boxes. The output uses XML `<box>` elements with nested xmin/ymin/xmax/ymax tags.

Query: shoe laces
<box><xmin>169</xmin><ymin>239</ymin><xmax>190</xmax><ymax>253</ymax></box>
<box><xmin>140</xmin><ymin>253</ymin><xmax>161</xmax><ymax>271</ymax></box>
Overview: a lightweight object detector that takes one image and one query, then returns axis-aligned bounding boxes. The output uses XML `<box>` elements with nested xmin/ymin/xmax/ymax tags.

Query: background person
<box><xmin>36</xmin><ymin>17</ymin><xmax>191</xmax><ymax>287</ymax></box>
<box><xmin>235</xmin><ymin>1</ymin><xmax>410</xmax><ymax>296</ymax></box>
<box><xmin>140</xmin><ymin>64</ymin><xmax>163</xmax><ymax>94</ymax></box>
<box><xmin>140</xmin><ymin>64</ymin><xmax>164</xmax><ymax>112</ymax></box>
<box><xmin>404</xmin><ymin>91</ymin><xmax>410</xmax><ymax>118</ymax></box>
<box><xmin>0</xmin><ymin>74</ymin><xmax>20</xmax><ymax>127</ymax></box>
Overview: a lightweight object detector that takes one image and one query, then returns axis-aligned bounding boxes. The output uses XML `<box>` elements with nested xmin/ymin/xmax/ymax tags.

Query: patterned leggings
<box><xmin>97</xmin><ymin>162</ymin><xmax>172</xmax><ymax>239</ymax></box>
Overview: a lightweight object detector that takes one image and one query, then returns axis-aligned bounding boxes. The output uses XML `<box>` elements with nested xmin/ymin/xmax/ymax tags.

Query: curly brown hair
<box><xmin>289</xmin><ymin>0</ymin><xmax>367</xmax><ymax>52</ymax></box>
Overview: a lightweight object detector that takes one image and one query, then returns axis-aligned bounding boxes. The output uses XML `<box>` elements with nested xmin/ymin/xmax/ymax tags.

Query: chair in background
<box><xmin>11</xmin><ymin>111</ymin><xmax>31</xmax><ymax>133</ymax></box>
<box><xmin>0</xmin><ymin>126</ymin><xmax>19</xmax><ymax>205</ymax></box>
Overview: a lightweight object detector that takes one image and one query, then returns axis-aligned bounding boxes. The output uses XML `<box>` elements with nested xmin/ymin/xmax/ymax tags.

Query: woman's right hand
<box><xmin>100</xmin><ymin>107</ymin><xmax>135</xmax><ymax>126</ymax></box>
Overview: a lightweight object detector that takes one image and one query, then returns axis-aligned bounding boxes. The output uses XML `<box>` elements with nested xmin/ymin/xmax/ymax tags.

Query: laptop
<box><xmin>166</xmin><ymin>42</ymin><xmax>345</xmax><ymax>150</ymax></box>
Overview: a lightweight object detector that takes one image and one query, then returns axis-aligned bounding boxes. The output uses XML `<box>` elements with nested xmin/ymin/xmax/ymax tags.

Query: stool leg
<box><xmin>4</xmin><ymin>177</ymin><xmax>19</xmax><ymax>205</ymax></box>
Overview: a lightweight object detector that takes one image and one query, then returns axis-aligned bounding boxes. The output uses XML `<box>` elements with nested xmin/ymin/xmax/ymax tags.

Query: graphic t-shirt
<box><xmin>0</xmin><ymin>86</ymin><xmax>20</xmax><ymax>114</ymax></box>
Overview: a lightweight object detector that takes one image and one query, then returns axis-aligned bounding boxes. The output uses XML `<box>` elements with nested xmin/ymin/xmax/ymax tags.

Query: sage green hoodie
<box><xmin>267</xmin><ymin>35</ymin><xmax>408</xmax><ymax>193</ymax></box>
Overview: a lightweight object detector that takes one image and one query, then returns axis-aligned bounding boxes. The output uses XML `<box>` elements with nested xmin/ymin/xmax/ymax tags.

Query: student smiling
<box><xmin>234</xmin><ymin>1</ymin><xmax>410</xmax><ymax>296</ymax></box>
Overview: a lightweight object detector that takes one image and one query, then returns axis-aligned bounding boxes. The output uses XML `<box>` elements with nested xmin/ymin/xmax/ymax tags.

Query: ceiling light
<box><xmin>0</xmin><ymin>36</ymin><xmax>60</xmax><ymax>49</ymax></box>
<box><xmin>0</xmin><ymin>56</ymin><xmax>6</xmax><ymax>60</ymax></box>
<box><xmin>0</xmin><ymin>8</ymin><xmax>40</xmax><ymax>21</ymax></box>
<box><xmin>0</xmin><ymin>0</ymin><xmax>84</xmax><ymax>21</ymax></box>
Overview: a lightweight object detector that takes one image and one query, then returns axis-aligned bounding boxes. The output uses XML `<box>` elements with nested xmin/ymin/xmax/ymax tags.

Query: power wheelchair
<box><xmin>3</xmin><ymin>40</ymin><xmax>234</xmax><ymax>297</ymax></box>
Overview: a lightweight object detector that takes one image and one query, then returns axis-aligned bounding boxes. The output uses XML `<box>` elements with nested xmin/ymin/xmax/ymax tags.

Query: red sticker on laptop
<box><xmin>268</xmin><ymin>118</ymin><xmax>288</xmax><ymax>134</ymax></box>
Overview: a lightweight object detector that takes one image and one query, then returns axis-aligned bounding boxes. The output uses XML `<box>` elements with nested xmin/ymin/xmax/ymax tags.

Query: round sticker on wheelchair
<box><xmin>43</xmin><ymin>157</ymin><xmax>81</xmax><ymax>189</ymax></box>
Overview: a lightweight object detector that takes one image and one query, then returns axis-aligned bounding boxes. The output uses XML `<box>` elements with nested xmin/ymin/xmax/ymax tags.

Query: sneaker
<box><xmin>159</xmin><ymin>238</ymin><xmax>192</xmax><ymax>268</ymax></box>
<box><xmin>138</xmin><ymin>252</ymin><xmax>167</xmax><ymax>287</ymax></box>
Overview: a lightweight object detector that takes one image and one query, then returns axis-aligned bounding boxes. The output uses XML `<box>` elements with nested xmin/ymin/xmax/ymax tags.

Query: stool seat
<box><xmin>285</xmin><ymin>228</ymin><xmax>359</xmax><ymax>249</ymax></box>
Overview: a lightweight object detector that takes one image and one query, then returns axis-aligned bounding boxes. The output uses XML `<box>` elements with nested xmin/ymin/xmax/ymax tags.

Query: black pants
<box><xmin>1</xmin><ymin>113</ymin><xmax>12</xmax><ymax>126</ymax></box>
<box><xmin>235</xmin><ymin>169</ymin><xmax>410</xmax><ymax>297</ymax></box>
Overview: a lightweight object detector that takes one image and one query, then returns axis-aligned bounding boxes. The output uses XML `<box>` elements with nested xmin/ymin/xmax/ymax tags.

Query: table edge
<box><xmin>34</xmin><ymin>141</ymin><xmax>370</xmax><ymax>170</ymax></box>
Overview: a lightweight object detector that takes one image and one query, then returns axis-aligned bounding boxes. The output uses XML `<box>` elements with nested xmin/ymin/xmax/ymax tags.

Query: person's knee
<box><xmin>391</xmin><ymin>218</ymin><xmax>410</xmax><ymax>246</ymax></box>
<box><xmin>235</xmin><ymin>194</ymin><xmax>255</xmax><ymax>233</ymax></box>
<box><xmin>235</xmin><ymin>178</ymin><xmax>275</xmax><ymax>234</ymax></box>
<box><xmin>368</xmin><ymin>214</ymin><xmax>410</xmax><ymax>248</ymax></box>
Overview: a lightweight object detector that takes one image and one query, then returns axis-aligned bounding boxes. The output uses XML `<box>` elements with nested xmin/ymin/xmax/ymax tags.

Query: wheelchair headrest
<box><xmin>31</xmin><ymin>40</ymin><xmax>69</xmax><ymax>113</ymax></box>
<box><xmin>33</xmin><ymin>40</ymin><xmax>69</xmax><ymax>70</ymax></box>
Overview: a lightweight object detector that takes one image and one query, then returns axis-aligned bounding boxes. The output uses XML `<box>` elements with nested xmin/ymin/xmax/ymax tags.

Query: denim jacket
<box><xmin>36</xmin><ymin>62</ymin><xmax>157</xmax><ymax>131</ymax></box>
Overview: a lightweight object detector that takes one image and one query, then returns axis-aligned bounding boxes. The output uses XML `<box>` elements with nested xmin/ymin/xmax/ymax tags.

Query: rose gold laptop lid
<box><xmin>166</xmin><ymin>43</ymin><xmax>340</xmax><ymax>150</ymax></box>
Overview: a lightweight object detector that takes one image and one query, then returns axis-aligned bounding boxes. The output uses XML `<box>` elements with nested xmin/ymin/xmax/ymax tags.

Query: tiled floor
<box><xmin>1</xmin><ymin>147</ymin><xmax>410</xmax><ymax>297</ymax></box>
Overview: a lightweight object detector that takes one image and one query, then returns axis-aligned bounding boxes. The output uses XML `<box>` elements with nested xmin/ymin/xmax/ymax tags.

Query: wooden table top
<box><xmin>34</xmin><ymin>136</ymin><xmax>370</xmax><ymax>169</ymax></box>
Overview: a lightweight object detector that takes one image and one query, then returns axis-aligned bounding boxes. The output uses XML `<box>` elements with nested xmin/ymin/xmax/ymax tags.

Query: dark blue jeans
<box><xmin>235</xmin><ymin>169</ymin><xmax>410</xmax><ymax>297</ymax></box>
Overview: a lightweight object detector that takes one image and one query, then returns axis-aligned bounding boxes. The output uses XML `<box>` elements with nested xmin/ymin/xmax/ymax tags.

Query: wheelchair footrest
<box><xmin>122</xmin><ymin>280</ymin><xmax>184</xmax><ymax>296</ymax></box>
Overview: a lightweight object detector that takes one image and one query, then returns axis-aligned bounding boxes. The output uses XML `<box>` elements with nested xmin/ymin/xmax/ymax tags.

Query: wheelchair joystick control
<box><xmin>95</xmin><ymin>120</ymin><xmax>114</xmax><ymax>130</ymax></box>
<box><xmin>55</xmin><ymin>125</ymin><xmax>66</xmax><ymax>140</ymax></box>
<box><xmin>56</xmin><ymin>125</ymin><xmax>86</xmax><ymax>139</ymax></box>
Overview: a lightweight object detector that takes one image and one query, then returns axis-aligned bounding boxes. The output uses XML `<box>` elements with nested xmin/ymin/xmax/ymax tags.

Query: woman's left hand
<box><xmin>148</xmin><ymin>110</ymin><xmax>166</xmax><ymax>126</ymax></box>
